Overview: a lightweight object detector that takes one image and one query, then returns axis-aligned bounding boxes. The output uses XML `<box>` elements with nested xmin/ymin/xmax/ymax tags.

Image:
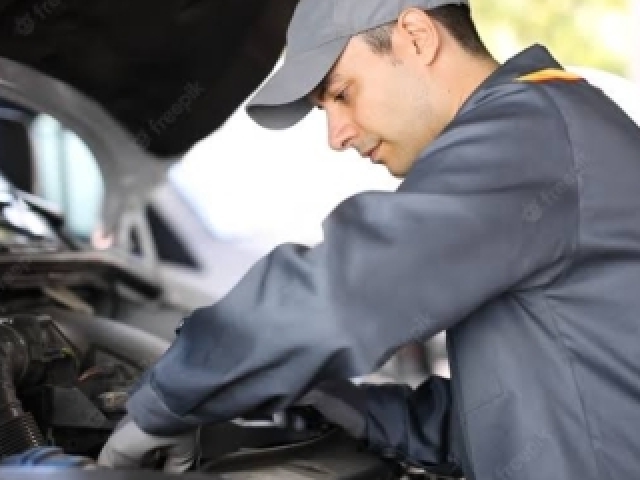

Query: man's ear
<box><xmin>396</xmin><ymin>8</ymin><xmax>440</xmax><ymax>65</ymax></box>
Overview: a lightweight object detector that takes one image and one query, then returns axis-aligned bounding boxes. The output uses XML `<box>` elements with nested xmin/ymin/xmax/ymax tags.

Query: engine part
<box><xmin>0</xmin><ymin>469</ymin><xmax>222</xmax><ymax>480</ymax></box>
<box><xmin>96</xmin><ymin>391</ymin><xmax>128</xmax><ymax>414</ymax></box>
<box><xmin>0</xmin><ymin>319</ymin><xmax>45</xmax><ymax>457</ymax></box>
<box><xmin>0</xmin><ymin>447</ymin><xmax>93</xmax><ymax>469</ymax></box>
<box><xmin>201</xmin><ymin>428</ymin><xmax>400</xmax><ymax>479</ymax></box>
<box><xmin>39</xmin><ymin>307</ymin><xmax>169</xmax><ymax>371</ymax></box>
<box><xmin>51</xmin><ymin>387</ymin><xmax>108</xmax><ymax>428</ymax></box>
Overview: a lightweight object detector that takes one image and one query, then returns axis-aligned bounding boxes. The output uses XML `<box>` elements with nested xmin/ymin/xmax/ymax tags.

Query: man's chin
<box><xmin>383</xmin><ymin>159</ymin><xmax>412</xmax><ymax>179</ymax></box>
<box><xmin>385</xmin><ymin>165</ymin><xmax>408</xmax><ymax>179</ymax></box>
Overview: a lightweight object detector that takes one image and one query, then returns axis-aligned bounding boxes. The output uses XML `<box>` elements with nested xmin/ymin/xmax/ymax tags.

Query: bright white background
<box><xmin>171</xmin><ymin>105</ymin><xmax>400</xmax><ymax>248</ymax></box>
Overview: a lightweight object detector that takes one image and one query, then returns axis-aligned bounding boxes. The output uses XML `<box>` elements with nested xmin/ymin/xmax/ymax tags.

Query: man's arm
<box><xmin>302</xmin><ymin>376</ymin><xmax>460</xmax><ymax>472</ymax></box>
<box><xmin>362</xmin><ymin>377</ymin><xmax>459</xmax><ymax>471</ymax></box>
<box><xmin>126</xmin><ymin>83</ymin><xmax>577</xmax><ymax>437</ymax></box>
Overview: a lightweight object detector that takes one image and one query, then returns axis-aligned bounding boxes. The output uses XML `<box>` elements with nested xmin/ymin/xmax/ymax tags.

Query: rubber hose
<box><xmin>0</xmin><ymin>324</ymin><xmax>45</xmax><ymax>457</ymax></box>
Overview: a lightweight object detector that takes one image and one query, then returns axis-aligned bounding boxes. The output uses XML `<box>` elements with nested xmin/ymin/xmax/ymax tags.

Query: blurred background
<box><xmin>27</xmin><ymin>0</ymin><xmax>640</xmax><ymax>385</ymax></box>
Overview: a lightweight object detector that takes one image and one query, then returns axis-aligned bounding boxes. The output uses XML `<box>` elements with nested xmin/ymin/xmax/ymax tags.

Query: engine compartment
<box><xmin>0</xmin><ymin>307</ymin><xmax>403</xmax><ymax>479</ymax></box>
<box><xmin>0</xmin><ymin>311</ymin><xmax>151</xmax><ymax>459</ymax></box>
<box><xmin>0</xmin><ymin>175</ymin><xmax>408</xmax><ymax>479</ymax></box>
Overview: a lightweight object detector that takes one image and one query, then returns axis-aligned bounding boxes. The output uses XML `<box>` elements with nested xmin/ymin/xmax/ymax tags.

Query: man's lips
<box><xmin>363</xmin><ymin>143</ymin><xmax>382</xmax><ymax>163</ymax></box>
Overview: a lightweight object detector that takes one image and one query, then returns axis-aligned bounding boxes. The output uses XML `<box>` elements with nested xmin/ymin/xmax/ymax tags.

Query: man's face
<box><xmin>309</xmin><ymin>34</ymin><xmax>449</xmax><ymax>177</ymax></box>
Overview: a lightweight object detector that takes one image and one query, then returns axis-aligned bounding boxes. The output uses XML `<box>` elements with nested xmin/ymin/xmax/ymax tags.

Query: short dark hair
<box><xmin>360</xmin><ymin>5</ymin><xmax>490</xmax><ymax>58</ymax></box>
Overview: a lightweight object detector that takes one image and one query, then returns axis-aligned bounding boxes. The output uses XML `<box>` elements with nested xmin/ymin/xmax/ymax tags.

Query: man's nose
<box><xmin>327</xmin><ymin>110</ymin><xmax>357</xmax><ymax>152</ymax></box>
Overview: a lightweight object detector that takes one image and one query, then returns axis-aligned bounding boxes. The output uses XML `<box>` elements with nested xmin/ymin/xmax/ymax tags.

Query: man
<box><xmin>99</xmin><ymin>0</ymin><xmax>640</xmax><ymax>478</ymax></box>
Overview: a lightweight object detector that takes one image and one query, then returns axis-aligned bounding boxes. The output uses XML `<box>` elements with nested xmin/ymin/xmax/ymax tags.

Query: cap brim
<box><xmin>246</xmin><ymin>36</ymin><xmax>350</xmax><ymax>130</ymax></box>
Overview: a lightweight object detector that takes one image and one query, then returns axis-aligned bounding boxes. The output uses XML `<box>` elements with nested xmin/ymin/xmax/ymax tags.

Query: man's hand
<box><xmin>98</xmin><ymin>416</ymin><xmax>198</xmax><ymax>473</ymax></box>
<box><xmin>297</xmin><ymin>379</ymin><xmax>367</xmax><ymax>440</ymax></box>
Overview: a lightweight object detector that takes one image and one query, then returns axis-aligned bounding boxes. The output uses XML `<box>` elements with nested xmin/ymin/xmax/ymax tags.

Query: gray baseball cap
<box><xmin>246</xmin><ymin>0</ymin><xmax>469</xmax><ymax>129</ymax></box>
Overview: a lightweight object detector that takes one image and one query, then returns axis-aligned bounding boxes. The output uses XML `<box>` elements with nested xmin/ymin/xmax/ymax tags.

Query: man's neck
<box><xmin>447</xmin><ymin>54</ymin><xmax>500</xmax><ymax>116</ymax></box>
<box><xmin>416</xmin><ymin>48</ymin><xmax>502</xmax><ymax>151</ymax></box>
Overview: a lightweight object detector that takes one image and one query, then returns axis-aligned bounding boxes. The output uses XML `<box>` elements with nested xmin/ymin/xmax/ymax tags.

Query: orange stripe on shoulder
<box><xmin>517</xmin><ymin>69</ymin><xmax>582</xmax><ymax>83</ymax></box>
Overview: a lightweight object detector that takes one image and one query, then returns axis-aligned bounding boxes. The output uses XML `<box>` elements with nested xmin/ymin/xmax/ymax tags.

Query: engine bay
<box><xmin>0</xmin><ymin>311</ymin><xmax>157</xmax><ymax>460</ymax></box>
<box><xmin>0</xmin><ymin>178</ymin><xmax>433</xmax><ymax>479</ymax></box>
<box><xmin>0</xmin><ymin>307</ymin><xmax>405</xmax><ymax>479</ymax></box>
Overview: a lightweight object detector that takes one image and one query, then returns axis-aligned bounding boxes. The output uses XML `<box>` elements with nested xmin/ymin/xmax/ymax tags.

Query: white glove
<box><xmin>98</xmin><ymin>416</ymin><xmax>198</xmax><ymax>473</ymax></box>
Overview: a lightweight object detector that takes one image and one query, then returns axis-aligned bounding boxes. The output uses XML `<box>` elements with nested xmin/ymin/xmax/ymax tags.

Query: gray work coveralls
<box><xmin>128</xmin><ymin>45</ymin><xmax>640</xmax><ymax>480</ymax></box>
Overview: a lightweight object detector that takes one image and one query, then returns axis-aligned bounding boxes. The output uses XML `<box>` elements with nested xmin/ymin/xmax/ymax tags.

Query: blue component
<box><xmin>0</xmin><ymin>447</ymin><xmax>92</xmax><ymax>468</ymax></box>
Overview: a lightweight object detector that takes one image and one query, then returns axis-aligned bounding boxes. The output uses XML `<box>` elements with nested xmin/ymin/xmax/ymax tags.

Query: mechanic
<box><xmin>99</xmin><ymin>0</ymin><xmax>640</xmax><ymax>478</ymax></box>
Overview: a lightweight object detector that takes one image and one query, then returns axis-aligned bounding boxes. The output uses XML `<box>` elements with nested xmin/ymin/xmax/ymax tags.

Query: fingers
<box><xmin>98</xmin><ymin>419</ymin><xmax>197</xmax><ymax>473</ymax></box>
<box><xmin>98</xmin><ymin>421</ymin><xmax>152</xmax><ymax>468</ymax></box>
<box><xmin>163</xmin><ymin>431</ymin><xmax>197</xmax><ymax>473</ymax></box>
<box><xmin>97</xmin><ymin>440</ymin><xmax>141</xmax><ymax>469</ymax></box>
<box><xmin>163</xmin><ymin>448</ymin><xmax>196</xmax><ymax>473</ymax></box>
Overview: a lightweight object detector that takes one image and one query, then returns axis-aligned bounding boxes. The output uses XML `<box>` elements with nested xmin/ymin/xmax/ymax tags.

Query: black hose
<box><xmin>0</xmin><ymin>322</ymin><xmax>45</xmax><ymax>457</ymax></box>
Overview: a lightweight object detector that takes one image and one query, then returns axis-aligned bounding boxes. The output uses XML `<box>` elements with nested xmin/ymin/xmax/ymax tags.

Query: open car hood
<box><xmin>0</xmin><ymin>0</ymin><xmax>297</xmax><ymax>158</ymax></box>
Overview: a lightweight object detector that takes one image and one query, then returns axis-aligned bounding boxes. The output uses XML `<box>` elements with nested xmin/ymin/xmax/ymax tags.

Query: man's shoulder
<box><xmin>459</xmin><ymin>75</ymin><xmax>564</xmax><ymax>125</ymax></box>
<box><xmin>402</xmin><ymin>83</ymin><xmax>573</xmax><ymax>193</ymax></box>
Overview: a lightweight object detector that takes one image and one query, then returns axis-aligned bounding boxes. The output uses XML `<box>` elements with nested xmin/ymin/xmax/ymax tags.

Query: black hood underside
<box><xmin>0</xmin><ymin>0</ymin><xmax>297</xmax><ymax>157</ymax></box>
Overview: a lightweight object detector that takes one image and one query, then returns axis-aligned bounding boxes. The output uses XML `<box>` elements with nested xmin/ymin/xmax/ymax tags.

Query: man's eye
<box><xmin>334</xmin><ymin>88</ymin><xmax>349</xmax><ymax>103</ymax></box>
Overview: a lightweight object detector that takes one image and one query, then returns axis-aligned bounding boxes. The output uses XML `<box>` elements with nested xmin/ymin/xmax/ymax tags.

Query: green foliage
<box><xmin>472</xmin><ymin>0</ymin><xmax>629</xmax><ymax>74</ymax></box>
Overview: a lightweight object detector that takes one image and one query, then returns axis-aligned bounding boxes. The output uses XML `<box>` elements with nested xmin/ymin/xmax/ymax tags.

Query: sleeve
<box><xmin>127</xmin><ymin>84</ymin><xmax>578</xmax><ymax>435</ymax></box>
<box><xmin>362</xmin><ymin>377</ymin><xmax>463</xmax><ymax>476</ymax></box>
